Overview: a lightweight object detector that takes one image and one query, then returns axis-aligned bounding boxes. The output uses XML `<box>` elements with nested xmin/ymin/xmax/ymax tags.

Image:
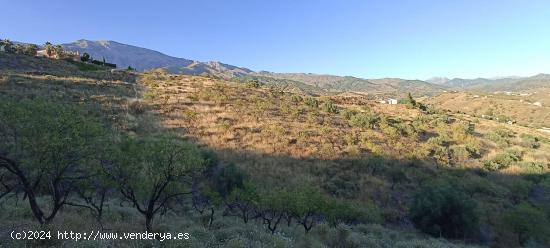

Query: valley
<box><xmin>1</xmin><ymin>50</ymin><xmax>549</xmax><ymax>247</ymax></box>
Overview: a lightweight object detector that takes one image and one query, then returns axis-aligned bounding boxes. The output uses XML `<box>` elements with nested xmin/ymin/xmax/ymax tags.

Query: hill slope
<box><xmin>433</xmin><ymin>74</ymin><xmax>550</xmax><ymax>92</ymax></box>
<box><xmin>2</xmin><ymin>53</ymin><xmax>550</xmax><ymax>247</ymax></box>
<box><xmin>60</xmin><ymin>40</ymin><xmax>445</xmax><ymax>96</ymax></box>
<box><xmin>61</xmin><ymin>39</ymin><xmax>253</xmax><ymax>77</ymax></box>
<box><xmin>251</xmin><ymin>72</ymin><xmax>446</xmax><ymax>96</ymax></box>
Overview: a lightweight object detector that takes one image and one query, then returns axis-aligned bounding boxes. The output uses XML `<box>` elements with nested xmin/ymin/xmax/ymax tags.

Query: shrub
<box><xmin>340</xmin><ymin>109</ymin><xmax>358</xmax><ymax>120</ymax></box>
<box><xmin>520</xmin><ymin>134</ymin><xmax>541</xmax><ymax>149</ymax></box>
<box><xmin>450</xmin><ymin>144</ymin><xmax>479</xmax><ymax>162</ymax></box>
<box><xmin>81</xmin><ymin>52</ymin><xmax>90</xmax><ymax>62</ymax></box>
<box><xmin>245</xmin><ymin>80</ymin><xmax>261</xmax><ymax>88</ymax></box>
<box><xmin>517</xmin><ymin>161</ymin><xmax>547</xmax><ymax>174</ymax></box>
<box><xmin>409</xmin><ymin>180</ymin><xmax>478</xmax><ymax>239</ymax></box>
<box><xmin>321</xmin><ymin>100</ymin><xmax>338</xmax><ymax>114</ymax></box>
<box><xmin>76</xmin><ymin>61</ymin><xmax>102</xmax><ymax>71</ymax></box>
<box><xmin>128</xmin><ymin>100</ymin><xmax>146</xmax><ymax>115</ymax></box>
<box><xmin>291</xmin><ymin>94</ymin><xmax>303</xmax><ymax>103</ymax></box>
<box><xmin>485</xmin><ymin>127</ymin><xmax>515</xmax><ymax>147</ymax></box>
<box><xmin>304</xmin><ymin>97</ymin><xmax>319</xmax><ymax>108</ymax></box>
<box><xmin>484</xmin><ymin>149</ymin><xmax>523</xmax><ymax>171</ymax></box>
<box><xmin>143</xmin><ymin>90</ymin><xmax>160</xmax><ymax>99</ymax></box>
<box><xmin>503</xmin><ymin>203</ymin><xmax>549</xmax><ymax>246</ymax></box>
<box><xmin>323</xmin><ymin>170</ymin><xmax>360</xmax><ymax>199</ymax></box>
<box><xmin>0</xmin><ymin>98</ymin><xmax>107</xmax><ymax>224</ymax></box>
<box><xmin>350</xmin><ymin>112</ymin><xmax>379</xmax><ymax>129</ymax></box>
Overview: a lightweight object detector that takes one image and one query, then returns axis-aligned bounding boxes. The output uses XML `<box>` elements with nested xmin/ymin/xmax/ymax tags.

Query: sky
<box><xmin>2</xmin><ymin>0</ymin><xmax>550</xmax><ymax>80</ymax></box>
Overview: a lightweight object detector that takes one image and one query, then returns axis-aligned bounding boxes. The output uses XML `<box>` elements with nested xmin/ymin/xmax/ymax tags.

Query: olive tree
<box><xmin>0</xmin><ymin>39</ymin><xmax>14</xmax><ymax>53</ymax></box>
<box><xmin>13</xmin><ymin>44</ymin><xmax>25</xmax><ymax>54</ymax></box>
<box><xmin>24</xmin><ymin>44</ymin><xmax>39</xmax><ymax>56</ymax></box>
<box><xmin>53</xmin><ymin>45</ymin><xmax>64</xmax><ymax>58</ymax></box>
<box><xmin>409</xmin><ymin>180</ymin><xmax>478</xmax><ymax>239</ymax></box>
<box><xmin>104</xmin><ymin>135</ymin><xmax>205</xmax><ymax>232</ymax></box>
<box><xmin>43</xmin><ymin>42</ymin><xmax>53</xmax><ymax>57</ymax></box>
<box><xmin>0</xmin><ymin>98</ymin><xmax>107</xmax><ymax>224</ymax></box>
<box><xmin>503</xmin><ymin>203</ymin><xmax>549</xmax><ymax>246</ymax></box>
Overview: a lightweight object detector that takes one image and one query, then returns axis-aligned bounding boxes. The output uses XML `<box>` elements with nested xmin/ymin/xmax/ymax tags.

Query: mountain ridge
<box><xmin>58</xmin><ymin>39</ymin><xmax>445</xmax><ymax>96</ymax></box>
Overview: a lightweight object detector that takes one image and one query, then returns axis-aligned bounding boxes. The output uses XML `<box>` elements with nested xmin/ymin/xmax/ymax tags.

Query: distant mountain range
<box><xmin>54</xmin><ymin>39</ymin><xmax>548</xmax><ymax>95</ymax></box>
<box><xmin>57</xmin><ymin>39</ymin><xmax>446</xmax><ymax>96</ymax></box>
<box><xmin>427</xmin><ymin>74</ymin><xmax>550</xmax><ymax>91</ymax></box>
<box><xmin>61</xmin><ymin>40</ymin><xmax>253</xmax><ymax>78</ymax></box>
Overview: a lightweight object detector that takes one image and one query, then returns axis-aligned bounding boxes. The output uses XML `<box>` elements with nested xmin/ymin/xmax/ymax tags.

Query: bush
<box><xmin>128</xmin><ymin>100</ymin><xmax>146</xmax><ymax>115</ymax></box>
<box><xmin>485</xmin><ymin>127</ymin><xmax>515</xmax><ymax>147</ymax></box>
<box><xmin>503</xmin><ymin>203</ymin><xmax>550</xmax><ymax>245</ymax></box>
<box><xmin>484</xmin><ymin>149</ymin><xmax>523</xmax><ymax>171</ymax></box>
<box><xmin>340</xmin><ymin>109</ymin><xmax>358</xmax><ymax>120</ymax></box>
<box><xmin>517</xmin><ymin>161</ymin><xmax>547</xmax><ymax>174</ymax></box>
<box><xmin>350</xmin><ymin>112</ymin><xmax>379</xmax><ymax>129</ymax></box>
<box><xmin>409</xmin><ymin>180</ymin><xmax>478</xmax><ymax>239</ymax></box>
<box><xmin>75</xmin><ymin>61</ymin><xmax>102</xmax><ymax>71</ymax></box>
<box><xmin>520</xmin><ymin>134</ymin><xmax>541</xmax><ymax>149</ymax></box>
<box><xmin>291</xmin><ymin>94</ymin><xmax>303</xmax><ymax>103</ymax></box>
<box><xmin>245</xmin><ymin>80</ymin><xmax>261</xmax><ymax>88</ymax></box>
<box><xmin>321</xmin><ymin>100</ymin><xmax>338</xmax><ymax>114</ymax></box>
<box><xmin>304</xmin><ymin>97</ymin><xmax>319</xmax><ymax>108</ymax></box>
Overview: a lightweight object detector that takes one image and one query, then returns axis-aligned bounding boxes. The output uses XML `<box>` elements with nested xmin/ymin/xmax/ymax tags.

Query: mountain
<box><xmin>61</xmin><ymin>39</ymin><xmax>252</xmax><ymax>77</ymax></box>
<box><xmin>426</xmin><ymin>77</ymin><xmax>450</xmax><ymax>85</ymax></box>
<box><xmin>436</xmin><ymin>74</ymin><xmax>550</xmax><ymax>91</ymax></box>
<box><xmin>252</xmin><ymin>72</ymin><xmax>446</xmax><ymax>96</ymax></box>
<box><xmin>60</xmin><ymin>39</ymin><xmax>444</xmax><ymax>95</ymax></box>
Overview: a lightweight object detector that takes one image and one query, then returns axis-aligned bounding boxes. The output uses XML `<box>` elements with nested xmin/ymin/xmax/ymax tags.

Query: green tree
<box><xmin>53</xmin><ymin>45</ymin><xmax>64</xmax><ymax>58</ymax></box>
<box><xmin>225</xmin><ymin>180</ymin><xmax>260</xmax><ymax>223</ymax></box>
<box><xmin>0</xmin><ymin>98</ymin><xmax>106</xmax><ymax>224</ymax></box>
<box><xmin>409</xmin><ymin>180</ymin><xmax>478</xmax><ymax>239</ymax></box>
<box><xmin>0</xmin><ymin>39</ymin><xmax>14</xmax><ymax>53</ymax></box>
<box><xmin>321</xmin><ymin>100</ymin><xmax>338</xmax><ymax>114</ymax></box>
<box><xmin>81</xmin><ymin>52</ymin><xmax>90</xmax><ymax>62</ymax></box>
<box><xmin>407</xmin><ymin>92</ymin><xmax>417</xmax><ymax>107</ymax></box>
<box><xmin>13</xmin><ymin>44</ymin><xmax>25</xmax><ymax>54</ymax></box>
<box><xmin>43</xmin><ymin>42</ymin><xmax>54</xmax><ymax>57</ymax></box>
<box><xmin>350</xmin><ymin>112</ymin><xmax>380</xmax><ymax>129</ymax></box>
<box><xmin>195</xmin><ymin>163</ymin><xmax>248</xmax><ymax>228</ymax></box>
<box><xmin>503</xmin><ymin>203</ymin><xmax>549</xmax><ymax>246</ymax></box>
<box><xmin>288</xmin><ymin>188</ymin><xmax>328</xmax><ymax>232</ymax></box>
<box><xmin>24</xmin><ymin>44</ymin><xmax>38</xmax><ymax>56</ymax></box>
<box><xmin>259</xmin><ymin>189</ymin><xmax>291</xmax><ymax>234</ymax></box>
<box><xmin>105</xmin><ymin>135</ymin><xmax>205</xmax><ymax>231</ymax></box>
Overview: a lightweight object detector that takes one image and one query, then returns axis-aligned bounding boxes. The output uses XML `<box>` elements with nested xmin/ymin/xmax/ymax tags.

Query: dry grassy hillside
<box><xmin>2</xmin><ymin>53</ymin><xmax>550</xmax><ymax>247</ymax></box>
<box><xmin>425</xmin><ymin>91</ymin><xmax>550</xmax><ymax>128</ymax></box>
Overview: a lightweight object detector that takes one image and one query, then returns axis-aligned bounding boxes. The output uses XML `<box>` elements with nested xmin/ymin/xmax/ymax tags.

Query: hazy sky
<box><xmin>2</xmin><ymin>0</ymin><xmax>550</xmax><ymax>79</ymax></box>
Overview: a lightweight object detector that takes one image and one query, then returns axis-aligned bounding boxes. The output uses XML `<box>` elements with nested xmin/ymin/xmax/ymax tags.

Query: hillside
<box><xmin>429</xmin><ymin>74</ymin><xmax>550</xmax><ymax>92</ymax></box>
<box><xmin>61</xmin><ymin>39</ymin><xmax>253</xmax><ymax>77</ymax></box>
<box><xmin>425</xmin><ymin>91</ymin><xmax>550</xmax><ymax>128</ymax></box>
<box><xmin>252</xmin><ymin>72</ymin><xmax>446</xmax><ymax>97</ymax></box>
<box><xmin>60</xmin><ymin>40</ymin><xmax>445</xmax><ymax>96</ymax></box>
<box><xmin>2</xmin><ymin>53</ymin><xmax>550</xmax><ymax>247</ymax></box>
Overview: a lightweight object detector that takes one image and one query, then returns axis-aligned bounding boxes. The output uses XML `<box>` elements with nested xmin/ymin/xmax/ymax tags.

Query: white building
<box><xmin>0</xmin><ymin>45</ymin><xmax>5</xmax><ymax>52</ymax></box>
<box><xmin>387</xmin><ymin>98</ymin><xmax>398</xmax><ymax>104</ymax></box>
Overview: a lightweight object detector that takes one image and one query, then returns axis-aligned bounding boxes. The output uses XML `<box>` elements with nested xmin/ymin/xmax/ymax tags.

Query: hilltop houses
<box><xmin>378</xmin><ymin>98</ymin><xmax>398</xmax><ymax>104</ymax></box>
<box><xmin>36</xmin><ymin>49</ymin><xmax>80</xmax><ymax>61</ymax></box>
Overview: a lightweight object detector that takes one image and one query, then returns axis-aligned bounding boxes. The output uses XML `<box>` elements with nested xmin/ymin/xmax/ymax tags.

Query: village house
<box><xmin>36</xmin><ymin>49</ymin><xmax>80</xmax><ymax>61</ymax></box>
<box><xmin>0</xmin><ymin>44</ymin><xmax>5</xmax><ymax>52</ymax></box>
<box><xmin>378</xmin><ymin>98</ymin><xmax>398</xmax><ymax>104</ymax></box>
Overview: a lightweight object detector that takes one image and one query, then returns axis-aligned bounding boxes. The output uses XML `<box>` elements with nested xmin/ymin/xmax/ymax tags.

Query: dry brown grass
<box><xmin>425</xmin><ymin>91</ymin><xmax>550</xmax><ymax>128</ymax></box>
